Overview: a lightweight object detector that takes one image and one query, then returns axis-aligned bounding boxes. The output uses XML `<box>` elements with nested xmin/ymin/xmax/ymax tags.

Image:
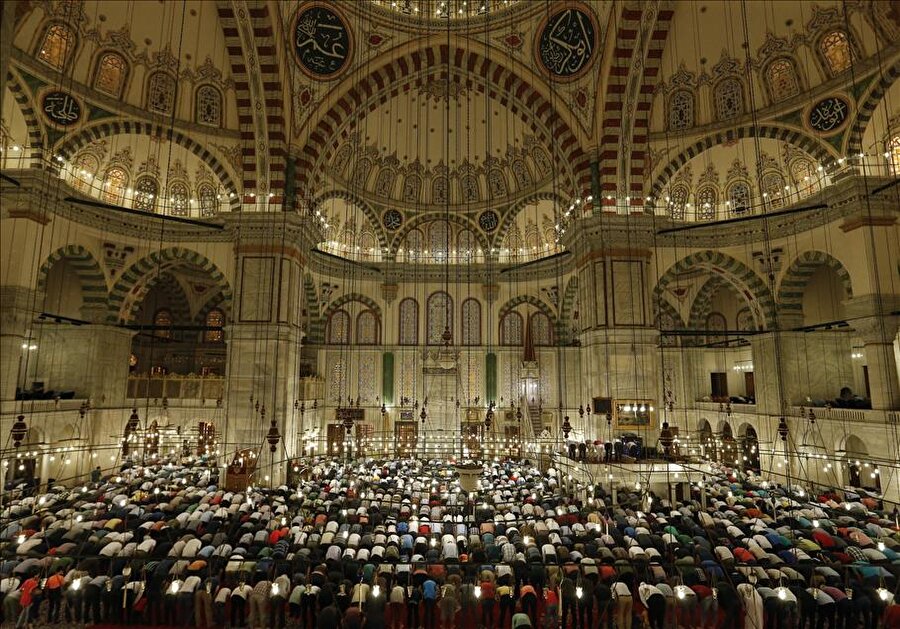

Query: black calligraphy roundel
<box><xmin>536</xmin><ymin>6</ymin><xmax>598</xmax><ymax>80</ymax></box>
<box><xmin>382</xmin><ymin>209</ymin><xmax>403</xmax><ymax>231</ymax></box>
<box><xmin>807</xmin><ymin>96</ymin><xmax>850</xmax><ymax>134</ymax></box>
<box><xmin>293</xmin><ymin>3</ymin><xmax>352</xmax><ymax>79</ymax></box>
<box><xmin>42</xmin><ymin>91</ymin><xmax>82</xmax><ymax>127</ymax></box>
<box><xmin>479</xmin><ymin>210</ymin><xmax>499</xmax><ymax>233</ymax></box>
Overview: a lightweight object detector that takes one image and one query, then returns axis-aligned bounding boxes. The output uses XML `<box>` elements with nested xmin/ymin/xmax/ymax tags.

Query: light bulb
<box><xmin>17</xmin><ymin>535</ymin><xmax>25</xmax><ymax>544</ymax></box>
<box><xmin>170</xmin><ymin>581</ymin><xmax>181</xmax><ymax>594</ymax></box>
<box><xmin>878</xmin><ymin>588</ymin><xmax>889</xmax><ymax>601</ymax></box>
<box><xmin>271</xmin><ymin>583</ymin><xmax>279</xmax><ymax>596</ymax></box>
<box><xmin>576</xmin><ymin>586</ymin><xmax>583</xmax><ymax>599</ymax></box>
<box><xmin>474</xmin><ymin>586</ymin><xmax>482</xmax><ymax>599</ymax></box>
<box><xmin>777</xmin><ymin>587</ymin><xmax>787</xmax><ymax>600</ymax></box>
<box><xmin>372</xmin><ymin>584</ymin><xmax>381</xmax><ymax>598</ymax></box>
<box><xmin>676</xmin><ymin>586</ymin><xmax>686</xmax><ymax>600</ymax></box>
<box><xmin>72</xmin><ymin>578</ymin><xmax>81</xmax><ymax>591</ymax></box>
<box><xmin>878</xmin><ymin>541</ymin><xmax>885</xmax><ymax>552</ymax></box>
<box><xmin>812</xmin><ymin>520</ymin><xmax>819</xmax><ymax>528</ymax></box>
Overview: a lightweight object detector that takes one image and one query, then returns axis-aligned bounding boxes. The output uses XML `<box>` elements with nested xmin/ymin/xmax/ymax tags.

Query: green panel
<box><xmin>382</xmin><ymin>352</ymin><xmax>394</xmax><ymax>404</ymax></box>
<box><xmin>87</xmin><ymin>106</ymin><xmax>116</xmax><ymax>122</ymax></box>
<box><xmin>18</xmin><ymin>70</ymin><xmax>46</xmax><ymax>95</ymax></box>
<box><xmin>485</xmin><ymin>353</ymin><xmax>497</xmax><ymax>404</ymax></box>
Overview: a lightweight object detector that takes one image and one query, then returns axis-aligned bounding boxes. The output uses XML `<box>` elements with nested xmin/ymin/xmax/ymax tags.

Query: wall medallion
<box><xmin>535</xmin><ymin>5</ymin><xmax>598</xmax><ymax>80</ymax></box>
<box><xmin>478</xmin><ymin>210</ymin><xmax>499</xmax><ymax>233</ymax></box>
<box><xmin>382</xmin><ymin>209</ymin><xmax>403</xmax><ymax>231</ymax></box>
<box><xmin>807</xmin><ymin>96</ymin><xmax>850</xmax><ymax>134</ymax></box>
<box><xmin>42</xmin><ymin>91</ymin><xmax>81</xmax><ymax>126</ymax></box>
<box><xmin>293</xmin><ymin>3</ymin><xmax>352</xmax><ymax>79</ymax></box>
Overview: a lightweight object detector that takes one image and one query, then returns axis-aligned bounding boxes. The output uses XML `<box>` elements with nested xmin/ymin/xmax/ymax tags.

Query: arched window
<box><xmin>374</xmin><ymin>168</ymin><xmax>395</xmax><ymax>197</ymax></box>
<box><xmin>398</xmin><ymin>298</ymin><xmax>418</xmax><ymax>345</ymax></box>
<box><xmin>790</xmin><ymin>159</ymin><xmax>819</xmax><ymax>196</ymax></box>
<box><xmin>195</xmin><ymin>85</ymin><xmax>222</xmax><ymax>127</ymax></box>
<box><xmin>94</xmin><ymin>52</ymin><xmax>128</xmax><ymax>98</ymax></box>
<box><xmin>353</xmin><ymin>158</ymin><xmax>373</xmax><ymax>189</ymax></box>
<box><xmin>765</xmin><ymin>58</ymin><xmax>800</xmax><ymax>102</ymax></box>
<box><xmin>332</xmin><ymin>143</ymin><xmax>353</xmax><ymax>177</ymax></box>
<box><xmin>327</xmin><ymin>310</ymin><xmax>351</xmax><ymax>344</ymax></box>
<box><xmin>198</xmin><ymin>183</ymin><xmax>218</xmax><ymax>217</ymax></box>
<box><xmin>461</xmin><ymin>298</ymin><xmax>481</xmax><ymax>346</ymax></box>
<box><xmin>820</xmin><ymin>30</ymin><xmax>854</xmax><ymax>75</ymax></box>
<box><xmin>727</xmin><ymin>182</ymin><xmax>751</xmax><ymax>215</ymax></box>
<box><xmin>71</xmin><ymin>153</ymin><xmax>99</xmax><ymax>191</ymax></box>
<box><xmin>146</xmin><ymin>72</ymin><xmax>177</xmax><ymax>115</ymax></box>
<box><xmin>696</xmin><ymin>186</ymin><xmax>718</xmax><ymax>220</ymax></box>
<box><xmin>37</xmin><ymin>24</ymin><xmax>75</xmax><ymax>70</ymax></box>
<box><xmin>133</xmin><ymin>176</ymin><xmax>158</xmax><ymax>212</ymax></box>
<box><xmin>500</xmin><ymin>312</ymin><xmax>523</xmax><ymax>346</ymax></box>
<box><xmin>358</xmin><ymin>231</ymin><xmax>377</xmax><ymax>257</ymax></box>
<box><xmin>668</xmin><ymin>89</ymin><xmax>694</xmax><ymax>131</ymax></box>
<box><xmin>888</xmin><ymin>135</ymin><xmax>900</xmax><ymax>176</ymax></box>
<box><xmin>205</xmin><ymin>309</ymin><xmax>225</xmax><ymax>342</ymax></box>
<box><xmin>402</xmin><ymin>229</ymin><xmax>424</xmax><ymax>263</ymax></box>
<box><xmin>460</xmin><ymin>174</ymin><xmax>480</xmax><ymax>202</ymax></box>
<box><xmin>457</xmin><ymin>229</ymin><xmax>477</xmax><ymax>263</ymax></box>
<box><xmin>168</xmin><ymin>182</ymin><xmax>190</xmax><ymax>216</ymax></box>
<box><xmin>432</xmin><ymin>175</ymin><xmax>449</xmax><ymax>204</ymax></box>
<box><xmin>356</xmin><ymin>310</ymin><xmax>379</xmax><ymax>345</ymax></box>
<box><xmin>487</xmin><ymin>169</ymin><xmax>507</xmax><ymax>198</ymax></box>
<box><xmin>761</xmin><ymin>172</ymin><xmax>786</xmax><ymax>210</ymax></box>
<box><xmin>706</xmin><ymin>312</ymin><xmax>727</xmax><ymax>345</ymax></box>
<box><xmin>103</xmin><ymin>167</ymin><xmax>128</xmax><ymax>204</ymax></box>
<box><xmin>530</xmin><ymin>312</ymin><xmax>553</xmax><ymax>346</ymax></box>
<box><xmin>714</xmin><ymin>78</ymin><xmax>744</xmax><ymax>121</ymax></box>
<box><xmin>531</xmin><ymin>147</ymin><xmax>551</xmax><ymax>177</ymax></box>
<box><xmin>154</xmin><ymin>308</ymin><xmax>173</xmax><ymax>339</ymax></box>
<box><xmin>402</xmin><ymin>175</ymin><xmax>422</xmax><ymax>203</ymax></box>
<box><xmin>429</xmin><ymin>221</ymin><xmax>449</xmax><ymax>261</ymax></box>
<box><xmin>668</xmin><ymin>185</ymin><xmax>689</xmax><ymax>220</ymax></box>
<box><xmin>426</xmin><ymin>292</ymin><xmax>453</xmax><ymax>345</ymax></box>
<box><xmin>329</xmin><ymin>360</ymin><xmax>346</xmax><ymax>403</ymax></box>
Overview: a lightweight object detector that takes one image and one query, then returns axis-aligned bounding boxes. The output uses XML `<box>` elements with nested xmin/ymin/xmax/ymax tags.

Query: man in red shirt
<box><xmin>480</xmin><ymin>579</ymin><xmax>496</xmax><ymax>628</ymax></box>
<box><xmin>16</xmin><ymin>575</ymin><xmax>40</xmax><ymax>629</ymax></box>
<box><xmin>544</xmin><ymin>586</ymin><xmax>559</xmax><ymax>628</ymax></box>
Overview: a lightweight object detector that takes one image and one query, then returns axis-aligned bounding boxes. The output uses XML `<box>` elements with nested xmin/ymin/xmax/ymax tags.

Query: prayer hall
<box><xmin>0</xmin><ymin>1</ymin><xmax>899</xmax><ymax>627</ymax></box>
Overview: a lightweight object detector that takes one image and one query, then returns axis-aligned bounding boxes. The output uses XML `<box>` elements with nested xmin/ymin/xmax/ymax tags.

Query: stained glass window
<box><xmin>196</xmin><ymin>85</ymin><xmax>222</xmax><ymax>127</ymax></box>
<box><xmin>432</xmin><ymin>176</ymin><xmax>449</xmax><ymax>204</ymax></box>
<box><xmin>531</xmin><ymin>147</ymin><xmax>551</xmax><ymax>177</ymax></box>
<box><xmin>374</xmin><ymin>168</ymin><xmax>394</xmax><ymax>197</ymax></box>
<box><xmin>820</xmin><ymin>30</ymin><xmax>853</xmax><ymax>75</ymax></box>
<box><xmin>429</xmin><ymin>221</ymin><xmax>449</xmax><ymax>261</ymax></box>
<box><xmin>426</xmin><ymin>291</ymin><xmax>452</xmax><ymax>345</ymax></box>
<box><xmin>530</xmin><ymin>312</ymin><xmax>553</xmax><ymax>346</ymax></box>
<box><xmin>512</xmin><ymin>160</ymin><xmax>531</xmax><ymax>189</ymax></box>
<box><xmin>72</xmin><ymin>154</ymin><xmax>99</xmax><ymax>191</ymax></box>
<box><xmin>398</xmin><ymin>298</ymin><xmax>418</xmax><ymax>345</ymax></box>
<box><xmin>888</xmin><ymin>135</ymin><xmax>900</xmax><ymax>176</ymax></box>
<box><xmin>461</xmin><ymin>299</ymin><xmax>481</xmax><ymax>346</ymax></box>
<box><xmin>460</xmin><ymin>174</ymin><xmax>480</xmax><ymax>202</ymax></box>
<box><xmin>103</xmin><ymin>167</ymin><xmax>128</xmax><ymax>204</ymax></box>
<box><xmin>38</xmin><ymin>24</ymin><xmax>75</xmax><ymax>70</ymax></box>
<box><xmin>154</xmin><ymin>309</ymin><xmax>173</xmax><ymax>339</ymax></box>
<box><xmin>133</xmin><ymin>176</ymin><xmax>158</xmax><ymax>212</ymax></box>
<box><xmin>198</xmin><ymin>183</ymin><xmax>218</xmax><ymax>217</ymax></box>
<box><xmin>205</xmin><ymin>309</ymin><xmax>225</xmax><ymax>342</ymax></box>
<box><xmin>327</xmin><ymin>310</ymin><xmax>351</xmax><ymax>344</ymax></box>
<box><xmin>500</xmin><ymin>312</ymin><xmax>523</xmax><ymax>346</ymax></box>
<box><xmin>329</xmin><ymin>359</ymin><xmax>346</xmax><ymax>403</ymax></box>
<box><xmin>668</xmin><ymin>185</ymin><xmax>688</xmax><ymax>220</ymax></box>
<box><xmin>359</xmin><ymin>231</ymin><xmax>377</xmax><ymax>257</ymax></box>
<box><xmin>147</xmin><ymin>72</ymin><xmax>176</xmax><ymax>115</ymax></box>
<box><xmin>357</xmin><ymin>354</ymin><xmax>377</xmax><ymax>403</ymax></box>
<box><xmin>460</xmin><ymin>352</ymin><xmax>482</xmax><ymax>403</ymax></box>
<box><xmin>736</xmin><ymin>307</ymin><xmax>755</xmax><ymax>331</ymax></box>
<box><xmin>766</xmin><ymin>58</ymin><xmax>800</xmax><ymax>102</ymax></box>
<box><xmin>168</xmin><ymin>182</ymin><xmax>190</xmax><ymax>216</ymax></box>
<box><xmin>669</xmin><ymin>89</ymin><xmax>694</xmax><ymax>131</ymax></box>
<box><xmin>398</xmin><ymin>352</ymin><xmax>416</xmax><ymax>402</ymax></box>
<box><xmin>353</xmin><ymin>159</ymin><xmax>373</xmax><ymax>189</ymax></box>
<box><xmin>356</xmin><ymin>310</ymin><xmax>379</xmax><ymax>345</ymax></box>
<box><xmin>706</xmin><ymin>312</ymin><xmax>727</xmax><ymax>345</ymax></box>
<box><xmin>697</xmin><ymin>186</ymin><xmax>717</xmax><ymax>220</ymax></box>
<box><xmin>332</xmin><ymin>144</ymin><xmax>353</xmax><ymax>177</ymax></box>
<box><xmin>728</xmin><ymin>182</ymin><xmax>751</xmax><ymax>215</ymax></box>
<box><xmin>488</xmin><ymin>169</ymin><xmax>507</xmax><ymax>198</ymax></box>
<box><xmin>714</xmin><ymin>78</ymin><xmax>744</xmax><ymax>121</ymax></box>
<box><xmin>457</xmin><ymin>230</ymin><xmax>477</xmax><ymax>263</ymax></box>
<box><xmin>402</xmin><ymin>175</ymin><xmax>421</xmax><ymax>203</ymax></box>
<box><xmin>94</xmin><ymin>52</ymin><xmax>127</xmax><ymax>98</ymax></box>
<box><xmin>761</xmin><ymin>172</ymin><xmax>786</xmax><ymax>210</ymax></box>
<box><xmin>790</xmin><ymin>159</ymin><xmax>819</xmax><ymax>196</ymax></box>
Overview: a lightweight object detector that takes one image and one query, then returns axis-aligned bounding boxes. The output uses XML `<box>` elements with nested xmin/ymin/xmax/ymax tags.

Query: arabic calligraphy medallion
<box><xmin>536</xmin><ymin>5</ymin><xmax>597</xmax><ymax>80</ymax></box>
<box><xmin>42</xmin><ymin>91</ymin><xmax>82</xmax><ymax>127</ymax></box>
<box><xmin>293</xmin><ymin>3</ymin><xmax>352</xmax><ymax>79</ymax></box>
<box><xmin>479</xmin><ymin>210</ymin><xmax>499</xmax><ymax>233</ymax></box>
<box><xmin>382</xmin><ymin>209</ymin><xmax>403</xmax><ymax>231</ymax></box>
<box><xmin>807</xmin><ymin>96</ymin><xmax>850</xmax><ymax>134</ymax></box>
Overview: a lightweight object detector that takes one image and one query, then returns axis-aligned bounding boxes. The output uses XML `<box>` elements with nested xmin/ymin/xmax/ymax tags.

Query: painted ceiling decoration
<box><xmin>535</xmin><ymin>4</ymin><xmax>598</xmax><ymax>80</ymax></box>
<box><xmin>292</xmin><ymin>3</ymin><xmax>353</xmax><ymax>79</ymax></box>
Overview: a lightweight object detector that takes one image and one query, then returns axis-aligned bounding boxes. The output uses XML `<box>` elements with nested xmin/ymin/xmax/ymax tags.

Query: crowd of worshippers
<box><xmin>565</xmin><ymin>436</ymin><xmax>645</xmax><ymax>463</ymax></box>
<box><xmin>1</xmin><ymin>456</ymin><xmax>899</xmax><ymax>629</ymax></box>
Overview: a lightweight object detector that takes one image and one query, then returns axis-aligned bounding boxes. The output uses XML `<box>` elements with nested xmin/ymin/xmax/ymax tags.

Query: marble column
<box><xmin>852</xmin><ymin>315</ymin><xmax>899</xmax><ymax>410</ymax></box>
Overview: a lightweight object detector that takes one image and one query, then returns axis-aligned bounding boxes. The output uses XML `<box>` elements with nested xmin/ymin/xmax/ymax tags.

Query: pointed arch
<box><xmin>4</xmin><ymin>69</ymin><xmax>47</xmax><ymax>169</ymax></box>
<box><xmin>106</xmin><ymin>247</ymin><xmax>232</xmax><ymax>324</ymax></box>
<box><xmin>846</xmin><ymin>57</ymin><xmax>900</xmax><ymax>157</ymax></box>
<box><xmin>653</xmin><ymin>251</ymin><xmax>775</xmax><ymax>330</ymax></box>
<box><xmin>557</xmin><ymin>276</ymin><xmax>579</xmax><ymax>343</ymax></box>
<box><xmin>35</xmin><ymin>244</ymin><xmax>107</xmax><ymax>318</ymax></box>
<box><xmin>777</xmin><ymin>250</ymin><xmax>853</xmax><ymax>320</ymax></box>
<box><xmin>311</xmin><ymin>189</ymin><xmax>390</xmax><ymax>251</ymax></box>
<box><xmin>322</xmin><ymin>292</ymin><xmax>381</xmax><ymax>321</ymax></box>
<box><xmin>498</xmin><ymin>294</ymin><xmax>556</xmax><ymax>323</ymax></box>
<box><xmin>302</xmin><ymin>274</ymin><xmax>323</xmax><ymax>342</ymax></box>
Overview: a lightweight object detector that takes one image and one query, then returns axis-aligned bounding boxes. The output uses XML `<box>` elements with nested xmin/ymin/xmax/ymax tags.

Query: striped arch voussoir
<box><xmin>777</xmin><ymin>250</ymin><xmax>853</xmax><ymax>319</ymax></box>
<box><xmin>134</xmin><ymin>272</ymin><xmax>191</xmax><ymax>325</ymax></box>
<box><xmin>36</xmin><ymin>245</ymin><xmax>108</xmax><ymax>318</ymax></box>
<box><xmin>313</xmin><ymin>190</ymin><xmax>390</xmax><ymax>250</ymax></box>
<box><xmin>846</xmin><ymin>57</ymin><xmax>900</xmax><ymax>156</ymax></box>
<box><xmin>493</xmin><ymin>191</ymin><xmax>565</xmax><ymax>248</ymax></box>
<box><xmin>391</xmin><ymin>213</ymin><xmax>488</xmax><ymax>254</ymax></box>
<box><xmin>54</xmin><ymin>121</ymin><xmax>241</xmax><ymax>210</ymax></box>
<box><xmin>107</xmin><ymin>247</ymin><xmax>231</xmax><ymax>324</ymax></box>
<box><xmin>322</xmin><ymin>293</ymin><xmax>382</xmax><ymax>321</ymax></box>
<box><xmin>687</xmin><ymin>276</ymin><xmax>737</xmax><ymax>331</ymax></box>
<box><xmin>654</xmin><ymin>251</ymin><xmax>775</xmax><ymax>331</ymax></box>
<box><xmin>5</xmin><ymin>70</ymin><xmax>47</xmax><ymax>169</ymax></box>
<box><xmin>648</xmin><ymin>125</ymin><xmax>836</xmax><ymax>209</ymax></box>
<box><xmin>194</xmin><ymin>289</ymin><xmax>233</xmax><ymax>326</ymax></box>
<box><xmin>498</xmin><ymin>294</ymin><xmax>555</xmax><ymax>322</ymax></box>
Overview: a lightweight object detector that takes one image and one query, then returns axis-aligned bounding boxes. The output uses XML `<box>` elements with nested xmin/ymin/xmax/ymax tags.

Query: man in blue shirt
<box><xmin>422</xmin><ymin>578</ymin><xmax>439</xmax><ymax>629</ymax></box>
